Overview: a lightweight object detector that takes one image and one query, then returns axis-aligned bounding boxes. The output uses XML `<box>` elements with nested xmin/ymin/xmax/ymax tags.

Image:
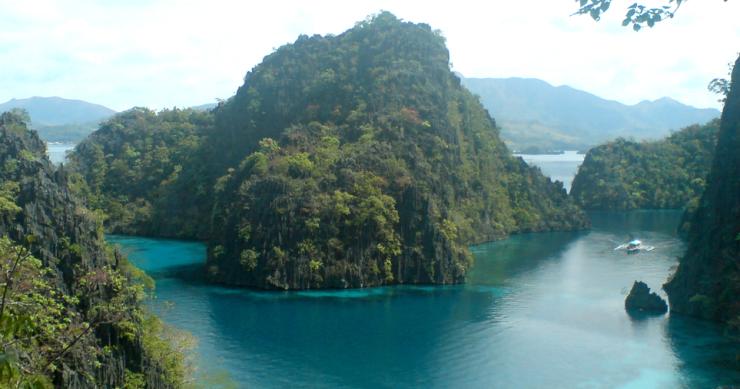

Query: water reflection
<box><xmin>665</xmin><ymin>315</ymin><xmax>740</xmax><ymax>388</ymax></box>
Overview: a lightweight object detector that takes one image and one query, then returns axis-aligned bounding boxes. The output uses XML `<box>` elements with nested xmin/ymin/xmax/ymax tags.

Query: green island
<box><xmin>570</xmin><ymin>119</ymin><xmax>719</xmax><ymax>211</ymax></box>
<box><xmin>69</xmin><ymin>13</ymin><xmax>588</xmax><ymax>290</ymax></box>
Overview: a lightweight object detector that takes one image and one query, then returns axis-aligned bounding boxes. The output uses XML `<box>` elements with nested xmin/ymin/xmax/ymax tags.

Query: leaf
<box><xmin>622</xmin><ymin>18</ymin><xmax>631</xmax><ymax>26</ymax></box>
<box><xmin>633</xmin><ymin>24</ymin><xmax>642</xmax><ymax>32</ymax></box>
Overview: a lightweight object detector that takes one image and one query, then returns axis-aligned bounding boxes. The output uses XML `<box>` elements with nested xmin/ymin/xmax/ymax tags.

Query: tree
<box><xmin>573</xmin><ymin>0</ymin><xmax>725</xmax><ymax>31</ymax></box>
<box><xmin>575</xmin><ymin>1</ymin><xmax>734</xmax><ymax>100</ymax></box>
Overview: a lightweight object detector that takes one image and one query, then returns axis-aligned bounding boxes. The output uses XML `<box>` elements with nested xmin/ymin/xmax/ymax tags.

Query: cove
<box><xmin>108</xmin><ymin>210</ymin><xmax>738</xmax><ymax>388</ymax></box>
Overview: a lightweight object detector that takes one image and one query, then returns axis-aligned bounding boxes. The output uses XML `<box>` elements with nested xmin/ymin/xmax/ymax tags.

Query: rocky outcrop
<box><xmin>664</xmin><ymin>55</ymin><xmax>740</xmax><ymax>326</ymax></box>
<box><xmin>0</xmin><ymin>111</ymin><xmax>178</xmax><ymax>388</ymax></box>
<box><xmin>625</xmin><ymin>281</ymin><xmax>668</xmax><ymax>314</ymax></box>
<box><xmin>203</xmin><ymin>13</ymin><xmax>588</xmax><ymax>290</ymax></box>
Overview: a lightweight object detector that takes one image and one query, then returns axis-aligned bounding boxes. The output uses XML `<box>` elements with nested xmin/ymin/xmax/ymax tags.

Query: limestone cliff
<box><xmin>664</xmin><ymin>56</ymin><xmax>740</xmax><ymax>327</ymax></box>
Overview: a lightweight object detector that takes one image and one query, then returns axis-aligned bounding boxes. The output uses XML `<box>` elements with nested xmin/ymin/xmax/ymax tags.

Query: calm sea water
<box><xmin>515</xmin><ymin>151</ymin><xmax>585</xmax><ymax>192</ymax></box>
<box><xmin>46</xmin><ymin>142</ymin><xmax>76</xmax><ymax>165</ymax></box>
<box><xmin>109</xmin><ymin>210</ymin><xmax>739</xmax><ymax>388</ymax></box>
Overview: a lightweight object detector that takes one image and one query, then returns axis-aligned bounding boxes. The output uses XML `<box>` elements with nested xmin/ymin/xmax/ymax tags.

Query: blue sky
<box><xmin>1</xmin><ymin>0</ymin><xmax>738</xmax><ymax>111</ymax></box>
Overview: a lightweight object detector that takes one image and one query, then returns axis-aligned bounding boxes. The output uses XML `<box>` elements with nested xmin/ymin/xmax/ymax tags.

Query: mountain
<box><xmin>0</xmin><ymin>96</ymin><xmax>116</xmax><ymax>142</ymax></box>
<box><xmin>0</xmin><ymin>96</ymin><xmax>116</xmax><ymax>126</ymax></box>
<box><xmin>0</xmin><ymin>110</ymin><xmax>185</xmax><ymax>387</ymax></box>
<box><xmin>570</xmin><ymin>119</ymin><xmax>719</xmax><ymax>210</ymax></box>
<box><xmin>461</xmin><ymin>77</ymin><xmax>720</xmax><ymax>152</ymax></box>
<box><xmin>664</xmin><ymin>55</ymin><xmax>740</xmax><ymax>327</ymax></box>
<box><xmin>70</xmin><ymin>12</ymin><xmax>588</xmax><ymax>291</ymax></box>
<box><xmin>192</xmin><ymin>102</ymin><xmax>218</xmax><ymax>111</ymax></box>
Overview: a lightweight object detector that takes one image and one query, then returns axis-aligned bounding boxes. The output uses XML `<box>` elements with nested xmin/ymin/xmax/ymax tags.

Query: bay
<box><xmin>515</xmin><ymin>150</ymin><xmax>585</xmax><ymax>192</ymax></box>
<box><xmin>109</xmin><ymin>210</ymin><xmax>739</xmax><ymax>388</ymax></box>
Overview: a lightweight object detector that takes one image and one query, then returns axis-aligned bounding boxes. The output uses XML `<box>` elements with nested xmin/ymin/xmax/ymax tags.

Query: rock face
<box><xmin>664</xmin><ymin>55</ymin><xmax>740</xmax><ymax>326</ymax></box>
<box><xmin>625</xmin><ymin>281</ymin><xmax>668</xmax><ymax>314</ymax></box>
<box><xmin>202</xmin><ymin>12</ymin><xmax>589</xmax><ymax>289</ymax></box>
<box><xmin>0</xmin><ymin>111</ymin><xmax>178</xmax><ymax>388</ymax></box>
<box><xmin>69</xmin><ymin>12</ymin><xmax>589</xmax><ymax>291</ymax></box>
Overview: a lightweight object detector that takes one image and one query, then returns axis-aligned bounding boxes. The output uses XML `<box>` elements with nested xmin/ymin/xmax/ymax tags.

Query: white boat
<box><xmin>614</xmin><ymin>239</ymin><xmax>655</xmax><ymax>253</ymax></box>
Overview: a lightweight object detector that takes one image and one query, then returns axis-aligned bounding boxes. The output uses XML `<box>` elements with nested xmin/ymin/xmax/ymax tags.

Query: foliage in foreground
<box><xmin>0</xmin><ymin>110</ymin><xmax>189</xmax><ymax>387</ymax></box>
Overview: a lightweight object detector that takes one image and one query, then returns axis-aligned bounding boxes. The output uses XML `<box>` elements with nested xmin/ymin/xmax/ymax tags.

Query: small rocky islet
<box><xmin>625</xmin><ymin>281</ymin><xmax>668</xmax><ymax>314</ymax></box>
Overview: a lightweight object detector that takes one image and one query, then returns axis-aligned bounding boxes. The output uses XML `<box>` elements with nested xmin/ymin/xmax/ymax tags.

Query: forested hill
<box><xmin>569</xmin><ymin>119</ymin><xmax>719</xmax><ymax>211</ymax></box>
<box><xmin>0</xmin><ymin>97</ymin><xmax>116</xmax><ymax>142</ymax></box>
<box><xmin>70</xmin><ymin>12</ymin><xmax>588</xmax><ymax>290</ymax></box>
<box><xmin>461</xmin><ymin>77</ymin><xmax>720</xmax><ymax>152</ymax></box>
<box><xmin>69</xmin><ymin>107</ymin><xmax>214</xmax><ymax>237</ymax></box>
<box><xmin>664</xmin><ymin>55</ymin><xmax>740</xmax><ymax>327</ymax></box>
<box><xmin>0</xmin><ymin>111</ymin><xmax>186</xmax><ymax>386</ymax></box>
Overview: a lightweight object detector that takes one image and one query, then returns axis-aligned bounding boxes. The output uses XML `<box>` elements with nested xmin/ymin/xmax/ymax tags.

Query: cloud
<box><xmin>0</xmin><ymin>0</ymin><xmax>737</xmax><ymax>111</ymax></box>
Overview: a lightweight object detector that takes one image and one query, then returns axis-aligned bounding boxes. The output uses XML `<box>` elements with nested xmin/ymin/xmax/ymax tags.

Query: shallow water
<box><xmin>109</xmin><ymin>210</ymin><xmax>739</xmax><ymax>388</ymax></box>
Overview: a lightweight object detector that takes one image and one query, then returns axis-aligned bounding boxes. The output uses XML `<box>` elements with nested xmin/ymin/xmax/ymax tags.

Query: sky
<box><xmin>1</xmin><ymin>0</ymin><xmax>738</xmax><ymax>111</ymax></box>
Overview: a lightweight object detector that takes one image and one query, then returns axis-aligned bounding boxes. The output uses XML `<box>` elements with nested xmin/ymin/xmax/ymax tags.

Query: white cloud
<box><xmin>0</xmin><ymin>0</ymin><xmax>737</xmax><ymax>111</ymax></box>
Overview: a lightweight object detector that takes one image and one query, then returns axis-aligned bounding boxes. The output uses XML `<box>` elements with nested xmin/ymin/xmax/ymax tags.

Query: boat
<box><xmin>614</xmin><ymin>239</ymin><xmax>655</xmax><ymax>253</ymax></box>
<box><xmin>626</xmin><ymin>239</ymin><xmax>642</xmax><ymax>253</ymax></box>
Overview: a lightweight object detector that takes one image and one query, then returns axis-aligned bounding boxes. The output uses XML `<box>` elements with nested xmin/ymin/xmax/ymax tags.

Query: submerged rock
<box><xmin>625</xmin><ymin>281</ymin><xmax>668</xmax><ymax>314</ymax></box>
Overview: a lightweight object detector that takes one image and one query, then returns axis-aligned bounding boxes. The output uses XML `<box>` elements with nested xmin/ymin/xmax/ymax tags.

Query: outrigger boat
<box><xmin>614</xmin><ymin>239</ymin><xmax>655</xmax><ymax>254</ymax></box>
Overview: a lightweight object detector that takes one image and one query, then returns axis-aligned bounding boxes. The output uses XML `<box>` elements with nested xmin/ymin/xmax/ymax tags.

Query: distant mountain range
<box><xmin>0</xmin><ymin>97</ymin><xmax>116</xmax><ymax>142</ymax></box>
<box><xmin>191</xmin><ymin>102</ymin><xmax>218</xmax><ymax>111</ymax></box>
<box><xmin>5</xmin><ymin>83</ymin><xmax>719</xmax><ymax>150</ymax></box>
<box><xmin>461</xmin><ymin>77</ymin><xmax>720</xmax><ymax>152</ymax></box>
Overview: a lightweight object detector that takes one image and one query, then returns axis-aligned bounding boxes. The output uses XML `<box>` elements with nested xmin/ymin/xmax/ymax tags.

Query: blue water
<box><xmin>516</xmin><ymin>151</ymin><xmax>585</xmax><ymax>192</ymax></box>
<box><xmin>108</xmin><ymin>210</ymin><xmax>739</xmax><ymax>388</ymax></box>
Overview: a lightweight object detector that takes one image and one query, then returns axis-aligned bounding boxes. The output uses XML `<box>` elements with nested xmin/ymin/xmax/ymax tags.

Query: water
<box><xmin>46</xmin><ymin>142</ymin><xmax>75</xmax><ymax>164</ymax></box>
<box><xmin>109</xmin><ymin>210</ymin><xmax>739</xmax><ymax>388</ymax></box>
<box><xmin>515</xmin><ymin>151</ymin><xmax>585</xmax><ymax>192</ymax></box>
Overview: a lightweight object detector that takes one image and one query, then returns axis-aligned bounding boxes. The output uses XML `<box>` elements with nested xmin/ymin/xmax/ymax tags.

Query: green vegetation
<box><xmin>0</xmin><ymin>110</ymin><xmax>188</xmax><ymax>387</ymax></box>
<box><xmin>570</xmin><ymin>119</ymin><xmax>719</xmax><ymax>210</ymax></box>
<box><xmin>69</xmin><ymin>107</ymin><xmax>214</xmax><ymax>238</ymax></box>
<box><xmin>574</xmin><ymin>0</ymin><xmax>685</xmax><ymax>31</ymax></box>
<box><xmin>664</xmin><ymin>55</ymin><xmax>740</xmax><ymax>327</ymax></box>
<box><xmin>576</xmin><ymin>0</ymin><xmax>738</xmax><ymax>330</ymax></box>
<box><xmin>71</xmin><ymin>12</ymin><xmax>587</xmax><ymax>290</ymax></box>
<box><xmin>35</xmin><ymin>122</ymin><xmax>99</xmax><ymax>143</ymax></box>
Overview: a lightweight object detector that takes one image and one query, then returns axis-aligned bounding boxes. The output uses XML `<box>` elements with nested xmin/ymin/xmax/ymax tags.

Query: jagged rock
<box><xmin>0</xmin><ymin>111</ymin><xmax>177</xmax><ymax>388</ymax></box>
<box><xmin>625</xmin><ymin>281</ymin><xmax>668</xmax><ymax>314</ymax></box>
<box><xmin>201</xmin><ymin>12</ymin><xmax>589</xmax><ymax>289</ymax></box>
<box><xmin>664</xmin><ymin>55</ymin><xmax>740</xmax><ymax>325</ymax></box>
